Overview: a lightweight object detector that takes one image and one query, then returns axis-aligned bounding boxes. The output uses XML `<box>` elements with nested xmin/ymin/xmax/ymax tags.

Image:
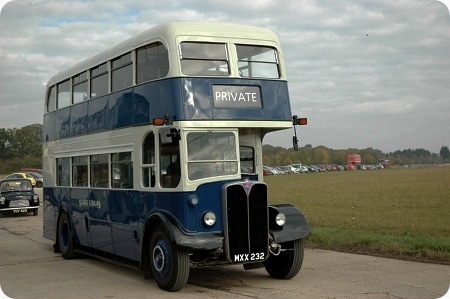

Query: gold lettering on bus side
<box><xmin>79</xmin><ymin>199</ymin><xmax>102</xmax><ymax>209</ymax></box>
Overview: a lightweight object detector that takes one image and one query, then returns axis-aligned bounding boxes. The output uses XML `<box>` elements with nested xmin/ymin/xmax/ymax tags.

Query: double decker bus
<box><xmin>42</xmin><ymin>21</ymin><xmax>310</xmax><ymax>291</ymax></box>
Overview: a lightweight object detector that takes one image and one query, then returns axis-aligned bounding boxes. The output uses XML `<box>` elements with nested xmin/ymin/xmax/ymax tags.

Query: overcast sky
<box><xmin>0</xmin><ymin>0</ymin><xmax>449</xmax><ymax>153</ymax></box>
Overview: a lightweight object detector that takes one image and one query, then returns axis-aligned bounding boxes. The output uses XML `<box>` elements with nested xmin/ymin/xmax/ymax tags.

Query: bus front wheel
<box><xmin>264</xmin><ymin>238</ymin><xmax>304</xmax><ymax>279</ymax></box>
<box><xmin>57</xmin><ymin>212</ymin><xmax>78</xmax><ymax>259</ymax></box>
<box><xmin>149</xmin><ymin>225</ymin><xmax>190</xmax><ymax>291</ymax></box>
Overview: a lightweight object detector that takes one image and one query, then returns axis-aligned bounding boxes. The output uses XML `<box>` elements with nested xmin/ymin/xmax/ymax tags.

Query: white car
<box><xmin>286</xmin><ymin>164</ymin><xmax>302</xmax><ymax>173</ymax></box>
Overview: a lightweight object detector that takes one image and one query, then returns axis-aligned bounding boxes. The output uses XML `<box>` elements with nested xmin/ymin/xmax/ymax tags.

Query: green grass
<box><xmin>264</xmin><ymin>166</ymin><xmax>450</xmax><ymax>263</ymax></box>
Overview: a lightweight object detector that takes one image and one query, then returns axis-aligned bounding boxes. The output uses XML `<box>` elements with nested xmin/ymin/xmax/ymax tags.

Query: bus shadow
<box><xmin>188</xmin><ymin>266</ymin><xmax>269</xmax><ymax>291</ymax></box>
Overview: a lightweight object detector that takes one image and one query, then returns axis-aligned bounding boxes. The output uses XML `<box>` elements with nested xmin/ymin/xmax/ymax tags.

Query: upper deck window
<box><xmin>90</xmin><ymin>63</ymin><xmax>108</xmax><ymax>98</ymax></box>
<box><xmin>47</xmin><ymin>86</ymin><xmax>56</xmax><ymax>112</ymax></box>
<box><xmin>236</xmin><ymin>45</ymin><xmax>280</xmax><ymax>79</ymax></box>
<box><xmin>180</xmin><ymin>42</ymin><xmax>229</xmax><ymax>76</ymax></box>
<box><xmin>111</xmin><ymin>52</ymin><xmax>133</xmax><ymax>92</ymax></box>
<box><xmin>72</xmin><ymin>72</ymin><xmax>88</xmax><ymax>104</ymax></box>
<box><xmin>136</xmin><ymin>42</ymin><xmax>169</xmax><ymax>83</ymax></box>
<box><xmin>57</xmin><ymin>80</ymin><xmax>70</xmax><ymax>109</ymax></box>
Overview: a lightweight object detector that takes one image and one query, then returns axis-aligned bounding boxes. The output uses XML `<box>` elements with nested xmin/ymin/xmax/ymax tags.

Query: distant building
<box><xmin>347</xmin><ymin>154</ymin><xmax>361</xmax><ymax>166</ymax></box>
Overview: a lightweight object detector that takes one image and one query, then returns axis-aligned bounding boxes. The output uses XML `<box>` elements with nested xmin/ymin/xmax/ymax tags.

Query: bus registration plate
<box><xmin>233</xmin><ymin>252</ymin><xmax>265</xmax><ymax>262</ymax></box>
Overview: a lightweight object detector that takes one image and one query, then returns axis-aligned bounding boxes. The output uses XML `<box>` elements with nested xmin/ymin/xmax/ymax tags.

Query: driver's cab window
<box><xmin>240</xmin><ymin>146</ymin><xmax>255</xmax><ymax>173</ymax></box>
<box><xmin>187</xmin><ymin>131</ymin><xmax>237</xmax><ymax>181</ymax></box>
<box><xmin>160</xmin><ymin>129</ymin><xmax>180</xmax><ymax>188</ymax></box>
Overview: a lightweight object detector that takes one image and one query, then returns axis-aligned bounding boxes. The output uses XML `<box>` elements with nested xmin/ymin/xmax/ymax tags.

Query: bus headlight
<box><xmin>275</xmin><ymin>213</ymin><xmax>286</xmax><ymax>226</ymax></box>
<box><xmin>203</xmin><ymin>212</ymin><xmax>216</xmax><ymax>226</ymax></box>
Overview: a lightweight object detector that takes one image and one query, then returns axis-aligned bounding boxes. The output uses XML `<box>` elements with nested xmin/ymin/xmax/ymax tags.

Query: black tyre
<box><xmin>149</xmin><ymin>225</ymin><xmax>190</xmax><ymax>291</ymax></box>
<box><xmin>58</xmin><ymin>212</ymin><xmax>78</xmax><ymax>259</ymax></box>
<box><xmin>36</xmin><ymin>181</ymin><xmax>43</xmax><ymax>188</ymax></box>
<box><xmin>32</xmin><ymin>208</ymin><xmax>38</xmax><ymax>216</ymax></box>
<box><xmin>264</xmin><ymin>238</ymin><xmax>304</xmax><ymax>279</ymax></box>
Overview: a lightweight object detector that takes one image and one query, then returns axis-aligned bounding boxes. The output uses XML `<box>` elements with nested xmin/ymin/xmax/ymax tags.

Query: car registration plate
<box><xmin>13</xmin><ymin>209</ymin><xmax>28</xmax><ymax>213</ymax></box>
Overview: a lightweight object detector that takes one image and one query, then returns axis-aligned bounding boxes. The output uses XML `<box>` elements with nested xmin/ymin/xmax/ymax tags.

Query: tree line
<box><xmin>262</xmin><ymin>144</ymin><xmax>450</xmax><ymax>167</ymax></box>
<box><xmin>0</xmin><ymin>124</ymin><xmax>448</xmax><ymax>174</ymax></box>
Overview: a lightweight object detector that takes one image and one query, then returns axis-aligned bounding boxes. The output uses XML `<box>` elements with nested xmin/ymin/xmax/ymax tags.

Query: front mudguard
<box><xmin>148</xmin><ymin>213</ymin><xmax>223</xmax><ymax>251</ymax></box>
<box><xmin>268</xmin><ymin>204</ymin><xmax>310</xmax><ymax>244</ymax></box>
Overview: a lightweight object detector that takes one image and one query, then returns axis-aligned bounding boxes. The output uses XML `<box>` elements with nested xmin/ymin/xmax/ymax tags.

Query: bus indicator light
<box><xmin>293</xmin><ymin>115</ymin><xmax>307</xmax><ymax>126</ymax></box>
<box><xmin>298</xmin><ymin>118</ymin><xmax>307</xmax><ymax>125</ymax></box>
<box><xmin>153</xmin><ymin>118</ymin><xmax>165</xmax><ymax>126</ymax></box>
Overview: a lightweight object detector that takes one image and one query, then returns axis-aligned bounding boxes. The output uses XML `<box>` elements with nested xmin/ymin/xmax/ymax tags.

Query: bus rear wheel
<box><xmin>264</xmin><ymin>238</ymin><xmax>304</xmax><ymax>279</ymax></box>
<box><xmin>57</xmin><ymin>212</ymin><xmax>78</xmax><ymax>259</ymax></box>
<box><xmin>149</xmin><ymin>225</ymin><xmax>190</xmax><ymax>291</ymax></box>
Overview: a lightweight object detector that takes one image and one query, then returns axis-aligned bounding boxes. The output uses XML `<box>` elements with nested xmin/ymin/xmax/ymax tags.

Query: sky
<box><xmin>0</xmin><ymin>0</ymin><xmax>449</xmax><ymax>154</ymax></box>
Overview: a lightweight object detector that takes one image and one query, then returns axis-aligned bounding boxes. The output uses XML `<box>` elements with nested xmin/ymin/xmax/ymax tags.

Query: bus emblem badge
<box><xmin>243</xmin><ymin>180</ymin><xmax>252</xmax><ymax>196</ymax></box>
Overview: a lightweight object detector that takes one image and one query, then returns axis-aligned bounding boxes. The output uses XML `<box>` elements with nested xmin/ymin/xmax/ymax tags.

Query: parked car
<box><xmin>4</xmin><ymin>172</ymin><xmax>36</xmax><ymax>186</ymax></box>
<box><xmin>286</xmin><ymin>164</ymin><xmax>302</xmax><ymax>173</ymax></box>
<box><xmin>25</xmin><ymin>172</ymin><xmax>43</xmax><ymax>188</ymax></box>
<box><xmin>345</xmin><ymin>164</ymin><xmax>356</xmax><ymax>171</ymax></box>
<box><xmin>19</xmin><ymin>168</ymin><xmax>43</xmax><ymax>175</ymax></box>
<box><xmin>300</xmin><ymin>165</ymin><xmax>309</xmax><ymax>173</ymax></box>
<box><xmin>0</xmin><ymin>178</ymin><xmax>40</xmax><ymax>216</ymax></box>
<box><xmin>275</xmin><ymin>166</ymin><xmax>291</xmax><ymax>174</ymax></box>
<box><xmin>263</xmin><ymin>166</ymin><xmax>274</xmax><ymax>176</ymax></box>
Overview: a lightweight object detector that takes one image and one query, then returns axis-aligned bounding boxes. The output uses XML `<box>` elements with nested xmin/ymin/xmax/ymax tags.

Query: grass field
<box><xmin>264</xmin><ymin>166</ymin><xmax>450</xmax><ymax>264</ymax></box>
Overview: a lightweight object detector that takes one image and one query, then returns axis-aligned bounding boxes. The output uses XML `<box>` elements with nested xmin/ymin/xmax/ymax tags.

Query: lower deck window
<box><xmin>72</xmin><ymin>156</ymin><xmax>88</xmax><ymax>187</ymax></box>
<box><xmin>57</xmin><ymin>152</ymin><xmax>132</xmax><ymax>188</ymax></box>
<box><xmin>112</xmin><ymin>152</ymin><xmax>133</xmax><ymax>189</ymax></box>
<box><xmin>90</xmin><ymin>154</ymin><xmax>109</xmax><ymax>188</ymax></box>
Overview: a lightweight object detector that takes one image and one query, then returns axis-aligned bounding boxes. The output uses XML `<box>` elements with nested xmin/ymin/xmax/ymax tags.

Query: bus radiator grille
<box><xmin>224</xmin><ymin>182</ymin><xmax>268</xmax><ymax>262</ymax></box>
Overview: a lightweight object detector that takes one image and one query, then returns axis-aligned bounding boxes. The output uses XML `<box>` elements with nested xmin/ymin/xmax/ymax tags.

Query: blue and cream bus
<box><xmin>42</xmin><ymin>21</ymin><xmax>310</xmax><ymax>291</ymax></box>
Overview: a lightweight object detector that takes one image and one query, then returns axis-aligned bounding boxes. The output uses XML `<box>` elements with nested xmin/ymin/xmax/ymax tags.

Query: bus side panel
<box><xmin>43</xmin><ymin>114</ymin><xmax>55</xmax><ymax>142</ymax></box>
<box><xmin>70</xmin><ymin>188</ymin><xmax>91</xmax><ymax>247</ymax></box>
<box><xmin>43</xmin><ymin>187</ymin><xmax>57</xmax><ymax>241</ymax></box>
<box><xmin>43</xmin><ymin>78</ymin><xmax>292</xmax><ymax>143</ymax></box>
<box><xmin>109</xmin><ymin>190</ymin><xmax>145</xmax><ymax>261</ymax></box>
<box><xmin>53</xmin><ymin>107</ymin><xmax>71</xmax><ymax>140</ymax></box>
<box><xmin>87</xmin><ymin>95</ymin><xmax>109</xmax><ymax>133</ymax></box>
<box><xmin>133</xmin><ymin>79</ymin><xmax>180</xmax><ymax>123</ymax></box>
<box><xmin>109</xmin><ymin>89</ymin><xmax>134</xmax><ymax>129</ymax></box>
<box><xmin>86</xmin><ymin>189</ymin><xmax>115</xmax><ymax>254</ymax></box>
<box><xmin>70</xmin><ymin>101</ymin><xmax>88</xmax><ymax>136</ymax></box>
